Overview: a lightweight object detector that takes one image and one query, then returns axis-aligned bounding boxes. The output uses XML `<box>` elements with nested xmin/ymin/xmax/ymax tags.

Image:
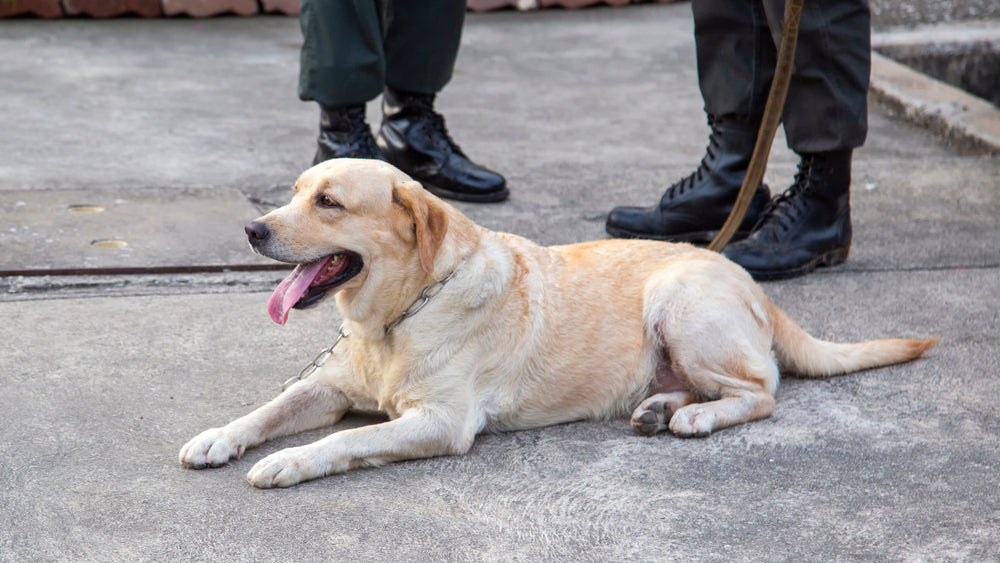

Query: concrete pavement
<box><xmin>1</xmin><ymin>5</ymin><xmax>999</xmax><ymax>561</ymax></box>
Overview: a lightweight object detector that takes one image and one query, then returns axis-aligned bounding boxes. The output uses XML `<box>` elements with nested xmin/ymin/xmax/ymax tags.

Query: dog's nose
<box><xmin>245</xmin><ymin>221</ymin><xmax>271</xmax><ymax>245</ymax></box>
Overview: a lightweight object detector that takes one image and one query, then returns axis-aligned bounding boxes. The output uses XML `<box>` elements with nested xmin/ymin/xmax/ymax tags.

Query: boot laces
<box><xmin>664</xmin><ymin>116</ymin><xmax>721</xmax><ymax>200</ymax></box>
<box><xmin>408</xmin><ymin>95</ymin><xmax>465</xmax><ymax>156</ymax></box>
<box><xmin>762</xmin><ymin>156</ymin><xmax>818</xmax><ymax>232</ymax></box>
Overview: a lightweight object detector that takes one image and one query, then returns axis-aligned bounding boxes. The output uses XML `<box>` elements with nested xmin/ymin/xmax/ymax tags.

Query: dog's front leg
<box><xmin>246</xmin><ymin>408</ymin><xmax>471</xmax><ymax>488</ymax></box>
<box><xmin>179</xmin><ymin>378</ymin><xmax>350</xmax><ymax>469</ymax></box>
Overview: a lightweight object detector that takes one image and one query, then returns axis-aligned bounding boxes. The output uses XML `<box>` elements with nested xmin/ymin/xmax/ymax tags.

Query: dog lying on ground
<box><xmin>179</xmin><ymin>159</ymin><xmax>935</xmax><ymax>488</ymax></box>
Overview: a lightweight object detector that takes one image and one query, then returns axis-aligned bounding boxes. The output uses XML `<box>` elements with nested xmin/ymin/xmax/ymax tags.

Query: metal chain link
<box><xmin>383</xmin><ymin>265</ymin><xmax>460</xmax><ymax>333</ymax></box>
<box><xmin>281</xmin><ymin>261</ymin><xmax>464</xmax><ymax>392</ymax></box>
<box><xmin>282</xmin><ymin>326</ymin><xmax>349</xmax><ymax>392</ymax></box>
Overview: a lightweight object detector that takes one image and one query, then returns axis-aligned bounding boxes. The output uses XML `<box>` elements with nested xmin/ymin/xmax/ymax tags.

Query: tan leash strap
<box><xmin>708</xmin><ymin>0</ymin><xmax>805</xmax><ymax>252</ymax></box>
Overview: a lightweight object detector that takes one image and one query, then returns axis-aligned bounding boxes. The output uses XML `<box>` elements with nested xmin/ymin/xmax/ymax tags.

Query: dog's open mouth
<box><xmin>267</xmin><ymin>252</ymin><xmax>363</xmax><ymax>325</ymax></box>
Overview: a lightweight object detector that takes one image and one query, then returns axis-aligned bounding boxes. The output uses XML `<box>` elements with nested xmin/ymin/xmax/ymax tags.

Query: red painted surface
<box><xmin>467</xmin><ymin>0</ymin><xmax>520</xmax><ymax>11</ymax></box>
<box><xmin>0</xmin><ymin>0</ymin><xmax>63</xmax><ymax>18</ymax></box>
<box><xmin>541</xmin><ymin>0</ymin><xmax>630</xmax><ymax>7</ymax></box>
<box><xmin>261</xmin><ymin>0</ymin><xmax>299</xmax><ymax>15</ymax></box>
<box><xmin>161</xmin><ymin>0</ymin><xmax>258</xmax><ymax>17</ymax></box>
<box><xmin>0</xmin><ymin>0</ymin><xmax>667</xmax><ymax>19</ymax></box>
<box><xmin>63</xmin><ymin>0</ymin><xmax>162</xmax><ymax>17</ymax></box>
<box><xmin>468</xmin><ymin>0</ymin><xmax>642</xmax><ymax>11</ymax></box>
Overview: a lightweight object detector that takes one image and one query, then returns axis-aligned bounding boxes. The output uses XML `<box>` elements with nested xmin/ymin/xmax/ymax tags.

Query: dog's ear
<box><xmin>393</xmin><ymin>180</ymin><xmax>449</xmax><ymax>274</ymax></box>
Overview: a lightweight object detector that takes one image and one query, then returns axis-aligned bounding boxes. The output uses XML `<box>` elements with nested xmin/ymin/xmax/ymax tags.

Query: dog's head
<box><xmin>247</xmin><ymin>159</ymin><xmax>448</xmax><ymax>324</ymax></box>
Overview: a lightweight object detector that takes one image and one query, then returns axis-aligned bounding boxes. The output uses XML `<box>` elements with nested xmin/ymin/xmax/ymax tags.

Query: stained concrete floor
<box><xmin>1</xmin><ymin>4</ymin><xmax>998</xmax><ymax>561</ymax></box>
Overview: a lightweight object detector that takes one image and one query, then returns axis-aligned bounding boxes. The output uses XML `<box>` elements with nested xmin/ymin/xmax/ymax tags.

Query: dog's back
<box><xmin>474</xmin><ymin>232</ymin><xmax>934</xmax><ymax>437</ymax></box>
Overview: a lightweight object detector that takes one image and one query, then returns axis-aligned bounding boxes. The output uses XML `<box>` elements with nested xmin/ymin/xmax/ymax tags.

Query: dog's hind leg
<box><xmin>179</xmin><ymin>378</ymin><xmax>350</xmax><ymax>469</ymax></box>
<box><xmin>630</xmin><ymin>372</ymin><xmax>777</xmax><ymax>437</ymax></box>
<box><xmin>668</xmin><ymin>384</ymin><xmax>775</xmax><ymax>437</ymax></box>
<box><xmin>653</xmin><ymin>338</ymin><xmax>779</xmax><ymax>437</ymax></box>
<box><xmin>640</xmin><ymin>256</ymin><xmax>780</xmax><ymax>437</ymax></box>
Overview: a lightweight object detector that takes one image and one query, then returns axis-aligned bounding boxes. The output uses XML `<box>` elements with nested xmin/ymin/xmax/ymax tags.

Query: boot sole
<box><xmin>421</xmin><ymin>182</ymin><xmax>510</xmax><ymax>204</ymax></box>
<box><xmin>743</xmin><ymin>247</ymin><xmax>850</xmax><ymax>281</ymax></box>
<box><xmin>605</xmin><ymin>224</ymin><xmax>752</xmax><ymax>245</ymax></box>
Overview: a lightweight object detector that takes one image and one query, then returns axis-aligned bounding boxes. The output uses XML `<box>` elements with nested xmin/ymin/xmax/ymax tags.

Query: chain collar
<box><xmin>283</xmin><ymin>327</ymin><xmax>348</xmax><ymax>391</ymax></box>
<box><xmin>282</xmin><ymin>260</ymin><xmax>464</xmax><ymax>391</ymax></box>
<box><xmin>383</xmin><ymin>262</ymin><xmax>462</xmax><ymax>333</ymax></box>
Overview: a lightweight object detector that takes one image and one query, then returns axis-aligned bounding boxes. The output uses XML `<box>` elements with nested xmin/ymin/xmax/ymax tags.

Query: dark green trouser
<box><xmin>694</xmin><ymin>0</ymin><xmax>871</xmax><ymax>153</ymax></box>
<box><xmin>298</xmin><ymin>0</ymin><xmax>466</xmax><ymax>107</ymax></box>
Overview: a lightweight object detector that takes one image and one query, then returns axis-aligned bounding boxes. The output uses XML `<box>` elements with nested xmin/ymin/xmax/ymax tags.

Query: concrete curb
<box><xmin>870</xmin><ymin>51</ymin><xmax>1000</xmax><ymax>156</ymax></box>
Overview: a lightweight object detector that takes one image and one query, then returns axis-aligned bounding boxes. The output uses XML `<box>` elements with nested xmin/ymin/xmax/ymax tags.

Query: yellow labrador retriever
<box><xmin>179</xmin><ymin>159</ymin><xmax>935</xmax><ymax>488</ymax></box>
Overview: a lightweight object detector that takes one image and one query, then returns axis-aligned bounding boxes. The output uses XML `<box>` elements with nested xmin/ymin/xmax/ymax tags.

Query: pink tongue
<box><xmin>267</xmin><ymin>259</ymin><xmax>329</xmax><ymax>325</ymax></box>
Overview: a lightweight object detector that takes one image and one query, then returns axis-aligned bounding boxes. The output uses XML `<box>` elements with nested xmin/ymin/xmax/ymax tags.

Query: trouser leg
<box><xmin>694</xmin><ymin>0</ymin><xmax>776</xmax><ymax>124</ymax></box>
<box><xmin>383</xmin><ymin>0</ymin><xmax>466</xmax><ymax>95</ymax></box>
<box><xmin>298</xmin><ymin>0</ymin><xmax>386</xmax><ymax>106</ymax></box>
<box><xmin>695</xmin><ymin>0</ymin><xmax>870</xmax><ymax>152</ymax></box>
<box><xmin>298</xmin><ymin>0</ymin><xmax>466</xmax><ymax>105</ymax></box>
<box><xmin>761</xmin><ymin>0</ymin><xmax>871</xmax><ymax>153</ymax></box>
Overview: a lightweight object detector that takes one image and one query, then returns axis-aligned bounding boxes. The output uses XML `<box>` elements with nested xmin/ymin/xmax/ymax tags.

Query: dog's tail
<box><xmin>769</xmin><ymin>303</ymin><xmax>937</xmax><ymax>378</ymax></box>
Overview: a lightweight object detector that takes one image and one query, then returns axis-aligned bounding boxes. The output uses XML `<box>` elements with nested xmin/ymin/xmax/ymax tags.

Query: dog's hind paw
<box><xmin>630</xmin><ymin>396</ymin><xmax>672</xmax><ymax>436</ymax></box>
<box><xmin>668</xmin><ymin>405</ymin><xmax>715</xmax><ymax>438</ymax></box>
<box><xmin>179</xmin><ymin>428</ymin><xmax>245</xmax><ymax>469</ymax></box>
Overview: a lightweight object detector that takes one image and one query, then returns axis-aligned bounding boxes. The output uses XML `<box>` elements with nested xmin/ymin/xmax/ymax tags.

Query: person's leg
<box><xmin>605</xmin><ymin>0</ymin><xmax>775</xmax><ymax>242</ymax></box>
<box><xmin>724</xmin><ymin>0</ymin><xmax>870</xmax><ymax>280</ymax></box>
<box><xmin>696</xmin><ymin>0</ymin><xmax>776</xmax><ymax>126</ymax></box>
<box><xmin>382</xmin><ymin>0</ymin><xmax>465</xmax><ymax>96</ymax></box>
<box><xmin>375</xmin><ymin>0</ymin><xmax>508</xmax><ymax>203</ymax></box>
<box><xmin>299</xmin><ymin>0</ymin><xmax>387</xmax><ymax>163</ymax></box>
<box><xmin>299</xmin><ymin>0</ymin><xmax>385</xmax><ymax>107</ymax></box>
<box><xmin>764</xmin><ymin>0</ymin><xmax>870</xmax><ymax>153</ymax></box>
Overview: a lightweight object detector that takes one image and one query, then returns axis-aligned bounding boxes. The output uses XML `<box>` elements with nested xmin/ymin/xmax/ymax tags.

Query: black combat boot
<box><xmin>313</xmin><ymin>104</ymin><xmax>385</xmax><ymax>165</ymax></box>
<box><xmin>723</xmin><ymin>150</ymin><xmax>853</xmax><ymax>280</ymax></box>
<box><xmin>376</xmin><ymin>88</ymin><xmax>508</xmax><ymax>203</ymax></box>
<box><xmin>605</xmin><ymin>115</ymin><xmax>771</xmax><ymax>243</ymax></box>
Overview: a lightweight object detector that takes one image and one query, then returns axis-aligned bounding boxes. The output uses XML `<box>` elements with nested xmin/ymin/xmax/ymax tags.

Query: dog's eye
<box><xmin>318</xmin><ymin>195</ymin><xmax>341</xmax><ymax>209</ymax></box>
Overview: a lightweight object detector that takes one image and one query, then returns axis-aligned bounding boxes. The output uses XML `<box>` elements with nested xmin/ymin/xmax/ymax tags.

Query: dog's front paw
<box><xmin>247</xmin><ymin>447</ymin><xmax>332</xmax><ymax>489</ymax></box>
<box><xmin>179</xmin><ymin>428</ymin><xmax>245</xmax><ymax>469</ymax></box>
<box><xmin>668</xmin><ymin>405</ymin><xmax>715</xmax><ymax>438</ymax></box>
